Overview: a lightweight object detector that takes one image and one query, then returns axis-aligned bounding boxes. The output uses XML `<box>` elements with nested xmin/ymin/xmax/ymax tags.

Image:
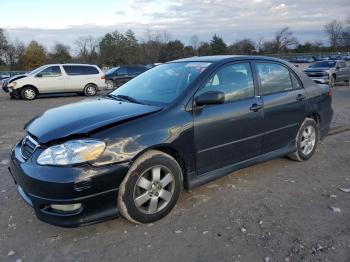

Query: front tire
<box><xmin>84</xmin><ymin>84</ymin><xmax>97</xmax><ymax>96</ymax></box>
<box><xmin>118</xmin><ymin>150</ymin><xmax>183</xmax><ymax>224</ymax></box>
<box><xmin>21</xmin><ymin>87</ymin><xmax>37</xmax><ymax>100</ymax></box>
<box><xmin>289</xmin><ymin>118</ymin><xmax>318</xmax><ymax>161</ymax></box>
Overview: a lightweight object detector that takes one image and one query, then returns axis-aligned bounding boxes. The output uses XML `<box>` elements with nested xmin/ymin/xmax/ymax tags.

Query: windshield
<box><xmin>27</xmin><ymin>65</ymin><xmax>48</xmax><ymax>76</ymax></box>
<box><xmin>110</xmin><ymin>62</ymin><xmax>211</xmax><ymax>105</ymax></box>
<box><xmin>105</xmin><ymin>67</ymin><xmax>119</xmax><ymax>75</ymax></box>
<box><xmin>309</xmin><ymin>61</ymin><xmax>336</xmax><ymax>68</ymax></box>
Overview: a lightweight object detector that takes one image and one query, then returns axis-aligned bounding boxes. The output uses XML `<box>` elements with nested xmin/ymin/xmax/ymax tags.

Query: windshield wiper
<box><xmin>106</xmin><ymin>94</ymin><xmax>141</xmax><ymax>104</ymax></box>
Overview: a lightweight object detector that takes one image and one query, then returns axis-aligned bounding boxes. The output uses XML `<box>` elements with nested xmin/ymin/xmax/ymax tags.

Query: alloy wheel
<box><xmin>133</xmin><ymin>166</ymin><xmax>175</xmax><ymax>214</ymax></box>
<box><xmin>300</xmin><ymin>125</ymin><xmax>316</xmax><ymax>155</ymax></box>
<box><xmin>24</xmin><ymin>89</ymin><xmax>36</xmax><ymax>100</ymax></box>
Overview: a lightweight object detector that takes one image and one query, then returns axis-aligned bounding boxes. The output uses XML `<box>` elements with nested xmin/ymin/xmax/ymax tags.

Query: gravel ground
<box><xmin>0</xmin><ymin>85</ymin><xmax>349</xmax><ymax>262</ymax></box>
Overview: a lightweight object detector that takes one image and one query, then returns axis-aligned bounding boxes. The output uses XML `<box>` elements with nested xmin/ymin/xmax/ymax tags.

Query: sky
<box><xmin>1</xmin><ymin>0</ymin><xmax>350</xmax><ymax>50</ymax></box>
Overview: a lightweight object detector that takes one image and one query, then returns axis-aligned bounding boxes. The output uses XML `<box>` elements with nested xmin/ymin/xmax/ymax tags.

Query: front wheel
<box><xmin>118</xmin><ymin>150</ymin><xmax>183</xmax><ymax>224</ymax></box>
<box><xmin>289</xmin><ymin>118</ymin><xmax>318</xmax><ymax>161</ymax></box>
<box><xmin>21</xmin><ymin>87</ymin><xmax>37</xmax><ymax>100</ymax></box>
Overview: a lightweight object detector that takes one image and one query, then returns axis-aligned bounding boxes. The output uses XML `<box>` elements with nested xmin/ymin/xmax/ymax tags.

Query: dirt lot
<box><xmin>0</xmin><ymin>85</ymin><xmax>349</xmax><ymax>262</ymax></box>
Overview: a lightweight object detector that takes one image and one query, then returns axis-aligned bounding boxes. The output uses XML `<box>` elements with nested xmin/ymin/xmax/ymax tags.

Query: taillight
<box><xmin>101</xmin><ymin>75</ymin><xmax>105</xmax><ymax>79</ymax></box>
<box><xmin>328</xmin><ymin>88</ymin><xmax>332</xmax><ymax>96</ymax></box>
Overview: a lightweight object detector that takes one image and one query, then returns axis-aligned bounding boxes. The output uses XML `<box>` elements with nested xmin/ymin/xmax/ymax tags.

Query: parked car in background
<box><xmin>7</xmin><ymin>64</ymin><xmax>106</xmax><ymax>100</ymax></box>
<box><xmin>290</xmin><ymin>57</ymin><xmax>314</xmax><ymax>63</ymax></box>
<box><xmin>9</xmin><ymin>55</ymin><xmax>333</xmax><ymax>227</ymax></box>
<box><xmin>303</xmin><ymin>60</ymin><xmax>350</xmax><ymax>87</ymax></box>
<box><xmin>102</xmin><ymin>66</ymin><xmax>148</xmax><ymax>89</ymax></box>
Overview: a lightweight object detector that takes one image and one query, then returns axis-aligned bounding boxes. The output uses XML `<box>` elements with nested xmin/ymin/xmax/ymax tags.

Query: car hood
<box><xmin>9</xmin><ymin>74</ymin><xmax>28</xmax><ymax>83</ymax></box>
<box><xmin>26</xmin><ymin>98</ymin><xmax>162</xmax><ymax>143</ymax></box>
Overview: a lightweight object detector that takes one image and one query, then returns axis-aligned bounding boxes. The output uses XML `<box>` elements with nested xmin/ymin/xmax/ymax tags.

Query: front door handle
<box><xmin>296</xmin><ymin>94</ymin><xmax>306</xmax><ymax>101</ymax></box>
<box><xmin>250</xmin><ymin>103</ymin><xmax>263</xmax><ymax>112</ymax></box>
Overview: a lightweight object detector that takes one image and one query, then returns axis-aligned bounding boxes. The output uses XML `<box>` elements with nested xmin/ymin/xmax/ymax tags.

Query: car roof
<box><xmin>169</xmin><ymin>55</ymin><xmax>287</xmax><ymax>64</ymax></box>
<box><xmin>44</xmin><ymin>63</ymin><xmax>98</xmax><ymax>67</ymax></box>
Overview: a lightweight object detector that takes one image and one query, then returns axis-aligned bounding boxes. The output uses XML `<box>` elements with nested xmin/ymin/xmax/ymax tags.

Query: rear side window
<box><xmin>291</xmin><ymin>73</ymin><xmax>302</xmax><ymax>89</ymax></box>
<box><xmin>256</xmin><ymin>63</ymin><xmax>293</xmax><ymax>95</ymax></box>
<box><xmin>63</xmin><ymin>66</ymin><xmax>99</xmax><ymax>75</ymax></box>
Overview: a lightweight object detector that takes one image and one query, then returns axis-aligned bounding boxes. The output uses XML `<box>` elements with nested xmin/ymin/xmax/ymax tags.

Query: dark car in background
<box><xmin>103</xmin><ymin>66</ymin><xmax>148</xmax><ymax>89</ymax></box>
<box><xmin>303</xmin><ymin>60</ymin><xmax>350</xmax><ymax>87</ymax></box>
<box><xmin>9</xmin><ymin>55</ymin><xmax>333</xmax><ymax>227</ymax></box>
<box><xmin>2</xmin><ymin>73</ymin><xmax>28</xmax><ymax>93</ymax></box>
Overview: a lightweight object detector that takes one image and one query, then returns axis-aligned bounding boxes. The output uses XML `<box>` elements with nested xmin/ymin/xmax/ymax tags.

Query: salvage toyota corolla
<box><xmin>9</xmin><ymin>56</ymin><xmax>333</xmax><ymax>227</ymax></box>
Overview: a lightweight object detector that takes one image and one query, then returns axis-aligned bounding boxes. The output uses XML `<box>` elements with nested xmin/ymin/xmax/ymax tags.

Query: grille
<box><xmin>21</xmin><ymin>135</ymin><xmax>39</xmax><ymax>160</ymax></box>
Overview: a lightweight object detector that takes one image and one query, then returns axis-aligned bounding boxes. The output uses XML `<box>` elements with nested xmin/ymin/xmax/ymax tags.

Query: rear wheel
<box><xmin>118</xmin><ymin>150</ymin><xmax>183</xmax><ymax>224</ymax></box>
<box><xmin>106</xmin><ymin>80</ymin><xmax>115</xmax><ymax>90</ymax></box>
<box><xmin>84</xmin><ymin>84</ymin><xmax>97</xmax><ymax>96</ymax></box>
<box><xmin>289</xmin><ymin>118</ymin><xmax>318</xmax><ymax>161</ymax></box>
<box><xmin>21</xmin><ymin>87</ymin><xmax>37</xmax><ymax>100</ymax></box>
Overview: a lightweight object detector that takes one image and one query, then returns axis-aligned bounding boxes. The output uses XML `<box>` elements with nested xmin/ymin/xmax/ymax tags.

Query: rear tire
<box><xmin>106</xmin><ymin>80</ymin><xmax>115</xmax><ymax>90</ymax></box>
<box><xmin>289</xmin><ymin>118</ymin><xmax>318</xmax><ymax>161</ymax></box>
<box><xmin>84</xmin><ymin>84</ymin><xmax>97</xmax><ymax>96</ymax></box>
<box><xmin>21</xmin><ymin>87</ymin><xmax>37</xmax><ymax>100</ymax></box>
<box><xmin>118</xmin><ymin>150</ymin><xmax>183</xmax><ymax>224</ymax></box>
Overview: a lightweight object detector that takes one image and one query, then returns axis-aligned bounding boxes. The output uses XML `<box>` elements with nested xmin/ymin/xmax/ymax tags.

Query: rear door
<box><xmin>255</xmin><ymin>61</ymin><xmax>306</xmax><ymax>153</ymax></box>
<box><xmin>193</xmin><ymin>62</ymin><xmax>264</xmax><ymax>174</ymax></box>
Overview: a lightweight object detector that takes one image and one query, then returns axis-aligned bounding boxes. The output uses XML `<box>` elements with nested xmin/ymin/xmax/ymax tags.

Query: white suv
<box><xmin>7</xmin><ymin>64</ymin><xmax>107</xmax><ymax>100</ymax></box>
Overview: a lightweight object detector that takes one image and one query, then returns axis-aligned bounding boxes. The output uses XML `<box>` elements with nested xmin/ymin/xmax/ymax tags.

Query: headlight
<box><xmin>37</xmin><ymin>139</ymin><xmax>106</xmax><ymax>166</ymax></box>
<box><xmin>8</xmin><ymin>81</ymin><xmax>17</xmax><ymax>88</ymax></box>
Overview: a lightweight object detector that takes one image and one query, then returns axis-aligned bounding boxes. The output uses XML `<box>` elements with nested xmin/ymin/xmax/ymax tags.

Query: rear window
<box><xmin>63</xmin><ymin>65</ymin><xmax>99</xmax><ymax>75</ymax></box>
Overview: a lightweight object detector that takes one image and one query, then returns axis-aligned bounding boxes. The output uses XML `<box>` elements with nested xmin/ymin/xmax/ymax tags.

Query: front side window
<box><xmin>198</xmin><ymin>63</ymin><xmax>255</xmax><ymax>102</ymax></box>
<box><xmin>39</xmin><ymin>66</ymin><xmax>61</xmax><ymax>77</ymax></box>
<box><xmin>256</xmin><ymin>63</ymin><xmax>293</xmax><ymax>95</ymax></box>
<box><xmin>111</xmin><ymin>62</ymin><xmax>211</xmax><ymax>105</ymax></box>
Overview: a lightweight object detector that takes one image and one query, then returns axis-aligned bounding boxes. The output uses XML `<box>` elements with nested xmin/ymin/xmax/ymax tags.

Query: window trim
<box><xmin>37</xmin><ymin>66</ymin><xmax>62</xmax><ymax>77</ymax></box>
<box><xmin>193</xmin><ymin>61</ymin><xmax>257</xmax><ymax>106</ymax></box>
<box><xmin>254</xmin><ymin>61</ymin><xmax>300</xmax><ymax>96</ymax></box>
<box><xmin>62</xmin><ymin>65</ymin><xmax>99</xmax><ymax>76</ymax></box>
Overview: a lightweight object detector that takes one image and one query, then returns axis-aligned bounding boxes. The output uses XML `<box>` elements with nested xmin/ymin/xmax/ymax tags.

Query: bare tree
<box><xmin>189</xmin><ymin>34</ymin><xmax>199</xmax><ymax>55</ymax></box>
<box><xmin>274</xmin><ymin>27</ymin><xmax>299</xmax><ymax>53</ymax></box>
<box><xmin>324</xmin><ymin>20</ymin><xmax>344</xmax><ymax>51</ymax></box>
<box><xmin>0</xmin><ymin>28</ymin><xmax>8</xmax><ymax>58</ymax></box>
<box><xmin>74</xmin><ymin>36</ymin><xmax>98</xmax><ymax>63</ymax></box>
<box><xmin>4</xmin><ymin>40</ymin><xmax>25</xmax><ymax>69</ymax></box>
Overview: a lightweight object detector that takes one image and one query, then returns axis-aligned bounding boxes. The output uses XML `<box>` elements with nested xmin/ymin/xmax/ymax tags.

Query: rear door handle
<box><xmin>296</xmin><ymin>94</ymin><xmax>306</xmax><ymax>101</ymax></box>
<box><xmin>250</xmin><ymin>103</ymin><xmax>264</xmax><ymax>112</ymax></box>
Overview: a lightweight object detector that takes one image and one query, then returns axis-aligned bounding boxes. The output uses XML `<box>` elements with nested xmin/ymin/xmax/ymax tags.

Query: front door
<box><xmin>255</xmin><ymin>62</ymin><xmax>306</xmax><ymax>153</ymax></box>
<box><xmin>193</xmin><ymin>62</ymin><xmax>264</xmax><ymax>175</ymax></box>
<box><xmin>33</xmin><ymin>66</ymin><xmax>64</xmax><ymax>93</ymax></box>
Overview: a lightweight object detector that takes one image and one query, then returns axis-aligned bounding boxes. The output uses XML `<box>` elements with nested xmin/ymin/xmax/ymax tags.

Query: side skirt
<box><xmin>185</xmin><ymin>142</ymin><xmax>296</xmax><ymax>190</ymax></box>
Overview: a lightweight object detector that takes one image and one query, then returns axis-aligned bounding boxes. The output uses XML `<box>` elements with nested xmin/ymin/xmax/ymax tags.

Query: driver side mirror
<box><xmin>195</xmin><ymin>91</ymin><xmax>225</xmax><ymax>107</ymax></box>
<box><xmin>36</xmin><ymin>73</ymin><xmax>43</xmax><ymax>78</ymax></box>
<box><xmin>336</xmin><ymin>66</ymin><xmax>340</xmax><ymax>70</ymax></box>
